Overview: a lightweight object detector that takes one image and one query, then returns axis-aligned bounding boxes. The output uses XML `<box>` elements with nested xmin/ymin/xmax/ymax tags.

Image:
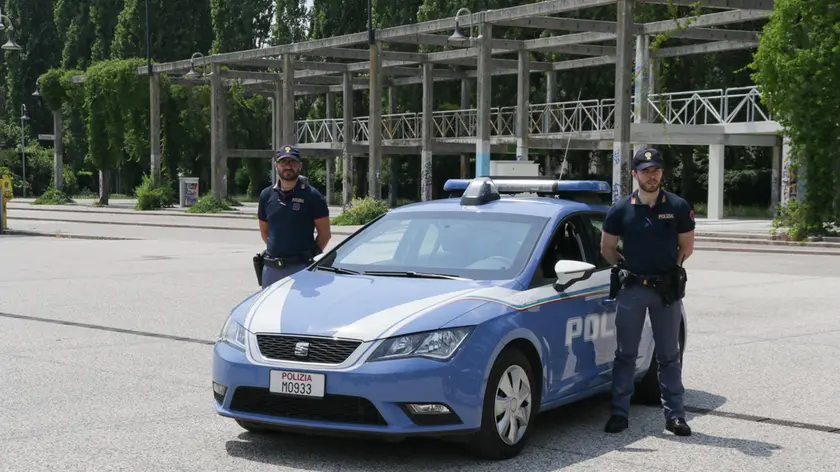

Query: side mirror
<box><xmin>554</xmin><ymin>260</ymin><xmax>596</xmax><ymax>292</ymax></box>
<box><xmin>312</xmin><ymin>253</ymin><xmax>325</xmax><ymax>263</ymax></box>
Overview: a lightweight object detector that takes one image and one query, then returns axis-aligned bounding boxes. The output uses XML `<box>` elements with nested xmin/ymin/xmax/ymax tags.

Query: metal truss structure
<box><xmin>136</xmin><ymin>0</ymin><xmax>782</xmax><ymax>216</ymax></box>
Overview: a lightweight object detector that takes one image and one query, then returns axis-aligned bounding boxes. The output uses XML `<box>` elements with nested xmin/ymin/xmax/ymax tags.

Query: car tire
<box><xmin>468</xmin><ymin>347</ymin><xmax>539</xmax><ymax>460</ymax></box>
<box><xmin>633</xmin><ymin>322</ymin><xmax>685</xmax><ymax>406</ymax></box>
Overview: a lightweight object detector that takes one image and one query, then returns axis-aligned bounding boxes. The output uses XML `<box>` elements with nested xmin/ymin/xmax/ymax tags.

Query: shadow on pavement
<box><xmin>222</xmin><ymin>388</ymin><xmax>782</xmax><ymax>470</ymax></box>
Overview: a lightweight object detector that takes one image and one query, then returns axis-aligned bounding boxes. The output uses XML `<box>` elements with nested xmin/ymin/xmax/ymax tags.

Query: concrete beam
<box><xmin>385</xmin><ymin>33</ymin><xmax>523</xmax><ymax>51</ymax></box>
<box><xmin>311</xmin><ymin>47</ymin><xmax>427</xmax><ymax>62</ymax></box>
<box><xmin>643</xmin><ymin>10</ymin><xmax>772</xmax><ymax>34</ymax></box>
<box><xmin>497</xmin><ymin>16</ymin><xmax>759</xmax><ymax>43</ymax></box>
<box><xmin>654</xmin><ymin>40</ymin><xmax>759</xmax><ymax>58</ymax></box>
<box><xmin>638</xmin><ymin>0</ymin><xmax>773</xmax><ymax>9</ymax></box>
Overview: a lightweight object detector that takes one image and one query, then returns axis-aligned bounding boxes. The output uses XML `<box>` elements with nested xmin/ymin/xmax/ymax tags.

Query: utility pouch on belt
<box><xmin>253</xmin><ymin>252</ymin><xmax>265</xmax><ymax>287</ymax></box>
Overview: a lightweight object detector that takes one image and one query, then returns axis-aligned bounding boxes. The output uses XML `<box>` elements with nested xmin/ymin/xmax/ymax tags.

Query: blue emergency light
<box><xmin>444</xmin><ymin>176</ymin><xmax>611</xmax><ymax>206</ymax></box>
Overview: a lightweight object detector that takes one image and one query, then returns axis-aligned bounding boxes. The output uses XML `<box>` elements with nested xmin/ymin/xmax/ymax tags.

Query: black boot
<box><xmin>604</xmin><ymin>415</ymin><xmax>628</xmax><ymax>433</ymax></box>
<box><xmin>665</xmin><ymin>418</ymin><xmax>692</xmax><ymax>436</ymax></box>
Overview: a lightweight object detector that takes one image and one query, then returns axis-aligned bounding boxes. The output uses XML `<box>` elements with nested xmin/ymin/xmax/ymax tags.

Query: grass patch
<box><xmin>33</xmin><ymin>188</ymin><xmax>75</xmax><ymax>205</ymax></box>
<box><xmin>186</xmin><ymin>194</ymin><xmax>234</xmax><ymax>214</ymax></box>
<box><xmin>331</xmin><ymin>197</ymin><xmax>389</xmax><ymax>225</ymax></box>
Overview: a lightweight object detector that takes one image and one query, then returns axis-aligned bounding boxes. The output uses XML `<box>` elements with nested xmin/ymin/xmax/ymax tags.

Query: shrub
<box><xmin>135</xmin><ymin>174</ymin><xmax>174</xmax><ymax>211</ymax></box>
<box><xmin>186</xmin><ymin>194</ymin><xmax>233</xmax><ymax>213</ymax></box>
<box><xmin>33</xmin><ymin>188</ymin><xmax>75</xmax><ymax>205</ymax></box>
<box><xmin>331</xmin><ymin>197</ymin><xmax>389</xmax><ymax>225</ymax></box>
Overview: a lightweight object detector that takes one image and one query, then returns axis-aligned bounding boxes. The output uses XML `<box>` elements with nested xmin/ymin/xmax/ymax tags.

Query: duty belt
<box><xmin>263</xmin><ymin>253</ymin><xmax>312</xmax><ymax>268</ymax></box>
<box><xmin>621</xmin><ymin>272</ymin><xmax>667</xmax><ymax>287</ymax></box>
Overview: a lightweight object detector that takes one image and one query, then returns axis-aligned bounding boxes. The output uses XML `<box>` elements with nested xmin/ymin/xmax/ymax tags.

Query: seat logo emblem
<box><xmin>294</xmin><ymin>342</ymin><xmax>310</xmax><ymax>357</ymax></box>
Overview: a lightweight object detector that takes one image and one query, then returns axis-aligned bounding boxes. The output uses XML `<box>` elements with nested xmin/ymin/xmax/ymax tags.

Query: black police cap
<box><xmin>633</xmin><ymin>148</ymin><xmax>664</xmax><ymax>171</ymax></box>
<box><xmin>275</xmin><ymin>144</ymin><xmax>301</xmax><ymax>162</ymax></box>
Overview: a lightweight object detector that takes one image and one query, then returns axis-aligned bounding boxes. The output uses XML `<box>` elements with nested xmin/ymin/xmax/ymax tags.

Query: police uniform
<box><xmin>602</xmin><ymin>148</ymin><xmax>695</xmax><ymax>437</ymax></box>
<box><xmin>257</xmin><ymin>145</ymin><xmax>330</xmax><ymax>288</ymax></box>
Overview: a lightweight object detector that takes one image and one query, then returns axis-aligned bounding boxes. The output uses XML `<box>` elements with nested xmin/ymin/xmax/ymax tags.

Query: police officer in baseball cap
<box><xmin>254</xmin><ymin>144</ymin><xmax>331</xmax><ymax>288</ymax></box>
<box><xmin>600</xmin><ymin>147</ymin><xmax>696</xmax><ymax>436</ymax></box>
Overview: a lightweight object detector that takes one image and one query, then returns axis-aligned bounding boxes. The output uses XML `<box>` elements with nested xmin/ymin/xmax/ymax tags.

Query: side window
<box><xmin>582</xmin><ymin>213</ymin><xmax>619</xmax><ymax>269</ymax></box>
<box><xmin>534</xmin><ymin>216</ymin><xmax>587</xmax><ymax>285</ymax></box>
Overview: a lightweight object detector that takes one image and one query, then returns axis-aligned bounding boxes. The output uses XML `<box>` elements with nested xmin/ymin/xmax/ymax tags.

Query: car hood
<box><xmin>243</xmin><ymin>269</ymin><xmax>501</xmax><ymax>341</ymax></box>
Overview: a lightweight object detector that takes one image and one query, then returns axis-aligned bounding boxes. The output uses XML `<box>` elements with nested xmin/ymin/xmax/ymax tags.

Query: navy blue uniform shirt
<box><xmin>602</xmin><ymin>189</ymin><xmax>695</xmax><ymax>276</ymax></box>
<box><xmin>257</xmin><ymin>178</ymin><xmax>330</xmax><ymax>258</ymax></box>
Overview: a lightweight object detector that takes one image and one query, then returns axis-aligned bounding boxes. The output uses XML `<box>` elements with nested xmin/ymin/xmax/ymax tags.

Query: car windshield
<box><xmin>316</xmin><ymin>211</ymin><xmax>549</xmax><ymax>280</ymax></box>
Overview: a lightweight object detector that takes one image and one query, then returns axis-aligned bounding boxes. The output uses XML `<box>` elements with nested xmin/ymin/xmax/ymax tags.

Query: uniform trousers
<box><xmin>610</xmin><ymin>283</ymin><xmax>685</xmax><ymax>420</ymax></box>
<box><xmin>261</xmin><ymin>262</ymin><xmax>308</xmax><ymax>289</ymax></box>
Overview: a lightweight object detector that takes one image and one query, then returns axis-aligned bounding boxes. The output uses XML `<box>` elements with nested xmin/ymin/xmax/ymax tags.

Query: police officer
<box><xmin>600</xmin><ymin>147</ymin><xmax>695</xmax><ymax>437</ymax></box>
<box><xmin>257</xmin><ymin>144</ymin><xmax>331</xmax><ymax>288</ymax></box>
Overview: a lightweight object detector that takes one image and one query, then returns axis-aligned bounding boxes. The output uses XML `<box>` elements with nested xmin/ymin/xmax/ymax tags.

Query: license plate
<box><xmin>269</xmin><ymin>370</ymin><xmax>325</xmax><ymax>398</ymax></box>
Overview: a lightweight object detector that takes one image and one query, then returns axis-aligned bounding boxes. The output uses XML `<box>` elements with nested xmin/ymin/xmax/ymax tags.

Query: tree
<box><xmin>750</xmin><ymin>0</ymin><xmax>840</xmax><ymax>239</ymax></box>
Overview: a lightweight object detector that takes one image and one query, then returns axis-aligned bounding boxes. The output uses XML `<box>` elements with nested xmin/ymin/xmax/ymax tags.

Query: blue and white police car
<box><xmin>212</xmin><ymin>177</ymin><xmax>688</xmax><ymax>460</ymax></box>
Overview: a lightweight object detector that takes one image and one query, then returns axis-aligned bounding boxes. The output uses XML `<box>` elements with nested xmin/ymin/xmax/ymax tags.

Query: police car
<box><xmin>212</xmin><ymin>176</ymin><xmax>688</xmax><ymax>460</ymax></box>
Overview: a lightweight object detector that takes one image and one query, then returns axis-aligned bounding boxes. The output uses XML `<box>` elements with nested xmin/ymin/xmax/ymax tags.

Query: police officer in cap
<box><xmin>256</xmin><ymin>144</ymin><xmax>331</xmax><ymax>288</ymax></box>
<box><xmin>600</xmin><ymin>147</ymin><xmax>695</xmax><ymax>437</ymax></box>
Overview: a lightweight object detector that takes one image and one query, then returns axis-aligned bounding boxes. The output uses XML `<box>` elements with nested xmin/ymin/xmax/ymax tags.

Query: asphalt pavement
<box><xmin>1</xmin><ymin>222</ymin><xmax>840</xmax><ymax>470</ymax></box>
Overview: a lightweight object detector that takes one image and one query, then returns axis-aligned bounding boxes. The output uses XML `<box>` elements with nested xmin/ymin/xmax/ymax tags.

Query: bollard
<box><xmin>0</xmin><ymin>175</ymin><xmax>12</xmax><ymax>233</ymax></box>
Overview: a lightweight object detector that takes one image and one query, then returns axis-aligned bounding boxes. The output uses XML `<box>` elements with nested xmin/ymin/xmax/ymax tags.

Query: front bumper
<box><xmin>212</xmin><ymin>340</ymin><xmax>485</xmax><ymax>437</ymax></box>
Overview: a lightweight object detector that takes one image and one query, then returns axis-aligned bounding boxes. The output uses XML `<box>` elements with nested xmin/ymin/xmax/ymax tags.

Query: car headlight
<box><xmin>367</xmin><ymin>327</ymin><xmax>474</xmax><ymax>362</ymax></box>
<box><xmin>218</xmin><ymin>317</ymin><xmax>247</xmax><ymax>351</ymax></box>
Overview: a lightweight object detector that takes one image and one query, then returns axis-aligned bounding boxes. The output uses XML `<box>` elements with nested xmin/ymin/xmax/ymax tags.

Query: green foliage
<box><xmin>750</xmin><ymin>0</ymin><xmax>840</xmax><ymax>239</ymax></box>
<box><xmin>33</xmin><ymin>188</ymin><xmax>75</xmax><ymax>205</ymax></box>
<box><xmin>135</xmin><ymin>174</ymin><xmax>175</xmax><ymax>210</ymax></box>
<box><xmin>331</xmin><ymin>197</ymin><xmax>389</xmax><ymax>225</ymax></box>
<box><xmin>186</xmin><ymin>194</ymin><xmax>234</xmax><ymax>213</ymax></box>
<box><xmin>84</xmin><ymin>58</ymin><xmax>150</xmax><ymax>173</ymax></box>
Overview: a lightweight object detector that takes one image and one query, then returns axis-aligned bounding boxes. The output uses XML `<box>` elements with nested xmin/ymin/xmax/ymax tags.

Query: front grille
<box><xmin>229</xmin><ymin>387</ymin><xmax>387</xmax><ymax>425</ymax></box>
<box><xmin>256</xmin><ymin>334</ymin><xmax>361</xmax><ymax>364</ymax></box>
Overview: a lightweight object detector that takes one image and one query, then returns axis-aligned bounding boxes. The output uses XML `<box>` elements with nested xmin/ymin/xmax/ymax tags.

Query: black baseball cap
<box><xmin>633</xmin><ymin>147</ymin><xmax>664</xmax><ymax>171</ymax></box>
<box><xmin>275</xmin><ymin>144</ymin><xmax>301</xmax><ymax>162</ymax></box>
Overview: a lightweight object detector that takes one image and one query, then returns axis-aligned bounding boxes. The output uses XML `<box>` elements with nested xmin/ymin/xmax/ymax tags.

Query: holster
<box><xmin>253</xmin><ymin>252</ymin><xmax>265</xmax><ymax>287</ymax></box>
<box><xmin>608</xmin><ymin>262</ymin><xmax>624</xmax><ymax>299</ymax></box>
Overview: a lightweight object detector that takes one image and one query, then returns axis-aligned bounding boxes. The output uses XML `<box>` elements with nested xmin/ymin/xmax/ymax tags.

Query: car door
<box><xmin>526</xmin><ymin>213</ymin><xmax>610</xmax><ymax>402</ymax></box>
<box><xmin>573</xmin><ymin>212</ymin><xmax>620</xmax><ymax>391</ymax></box>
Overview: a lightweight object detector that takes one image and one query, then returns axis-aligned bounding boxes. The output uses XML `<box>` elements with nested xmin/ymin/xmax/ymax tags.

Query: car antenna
<box><xmin>557</xmin><ymin>88</ymin><xmax>582</xmax><ymax>181</ymax></box>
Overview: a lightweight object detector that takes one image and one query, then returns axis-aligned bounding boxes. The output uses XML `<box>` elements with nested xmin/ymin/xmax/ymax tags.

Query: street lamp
<box><xmin>20</xmin><ymin>104</ymin><xmax>28</xmax><ymax>198</ymax></box>
<box><xmin>0</xmin><ymin>8</ymin><xmax>22</xmax><ymax>51</ymax></box>
<box><xmin>32</xmin><ymin>77</ymin><xmax>40</xmax><ymax>97</ymax></box>
<box><xmin>184</xmin><ymin>52</ymin><xmax>208</xmax><ymax>78</ymax></box>
<box><xmin>448</xmin><ymin>8</ymin><xmax>480</xmax><ymax>47</ymax></box>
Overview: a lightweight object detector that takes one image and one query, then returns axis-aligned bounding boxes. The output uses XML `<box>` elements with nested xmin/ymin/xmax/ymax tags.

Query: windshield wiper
<box><xmin>315</xmin><ymin>266</ymin><xmax>361</xmax><ymax>275</ymax></box>
<box><xmin>361</xmin><ymin>270</ymin><xmax>466</xmax><ymax>280</ymax></box>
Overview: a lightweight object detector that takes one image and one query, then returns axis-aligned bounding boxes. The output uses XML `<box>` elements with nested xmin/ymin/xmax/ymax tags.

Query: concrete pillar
<box><xmin>708</xmin><ymin>144</ymin><xmax>725</xmax><ymax>220</ymax></box>
<box><xmin>544</xmin><ymin>72</ymin><xmax>555</xmax><ymax>176</ymax></box>
<box><xmin>516</xmin><ymin>50</ymin><xmax>530</xmax><ymax>162</ymax></box>
<box><xmin>271</xmin><ymin>83</ymin><xmax>281</xmax><ymax>186</ymax></box>
<box><xmin>612</xmin><ymin>0</ymin><xmax>635</xmax><ymax>204</ymax></box>
<box><xmin>282</xmin><ymin>55</ymin><xmax>295</xmax><ymax>146</ymax></box>
<box><xmin>325</xmin><ymin>92</ymin><xmax>335</xmax><ymax>204</ymax></box>
<box><xmin>210</xmin><ymin>63</ymin><xmax>226</xmax><ymax>199</ymax></box>
<box><xmin>633</xmin><ymin>34</ymin><xmax>650</xmax><ymax>146</ymax></box>
<box><xmin>53</xmin><ymin>110</ymin><xmax>64</xmax><ymax>190</ymax></box>
<box><xmin>368</xmin><ymin>42</ymin><xmax>383</xmax><ymax>200</ymax></box>
<box><xmin>475</xmin><ymin>22</ymin><xmax>493</xmax><ymax>177</ymax></box>
<box><xmin>460</xmin><ymin>78</ymin><xmax>470</xmax><ymax>178</ymax></box>
<box><xmin>421</xmin><ymin>62</ymin><xmax>434</xmax><ymax>201</ymax></box>
<box><xmin>342</xmin><ymin>71</ymin><xmax>354</xmax><ymax>206</ymax></box>
<box><xmin>771</xmin><ymin>138</ymin><xmax>781</xmax><ymax>214</ymax></box>
<box><xmin>149</xmin><ymin>74</ymin><xmax>161</xmax><ymax>186</ymax></box>
<box><xmin>388</xmin><ymin>87</ymin><xmax>398</xmax><ymax>207</ymax></box>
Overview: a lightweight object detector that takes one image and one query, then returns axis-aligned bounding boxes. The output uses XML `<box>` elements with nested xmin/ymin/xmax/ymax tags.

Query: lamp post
<box><xmin>32</xmin><ymin>77</ymin><xmax>40</xmax><ymax>97</ymax></box>
<box><xmin>0</xmin><ymin>8</ymin><xmax>22</xmax><ymax>51</ymax></box>
<box><xmin>448</xmin><ymin>8</ymin><xmax>480</xmax><ymax>47</ymax></box>
<box><xmin>184</xmin><ymin>52</ymin><xmax>208</xmax><ymax>78</ymax></box>
<box><xmin>20</xmin><ymin>104</ymin><xmax>28</xmax><ymax>197</ymax></box>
